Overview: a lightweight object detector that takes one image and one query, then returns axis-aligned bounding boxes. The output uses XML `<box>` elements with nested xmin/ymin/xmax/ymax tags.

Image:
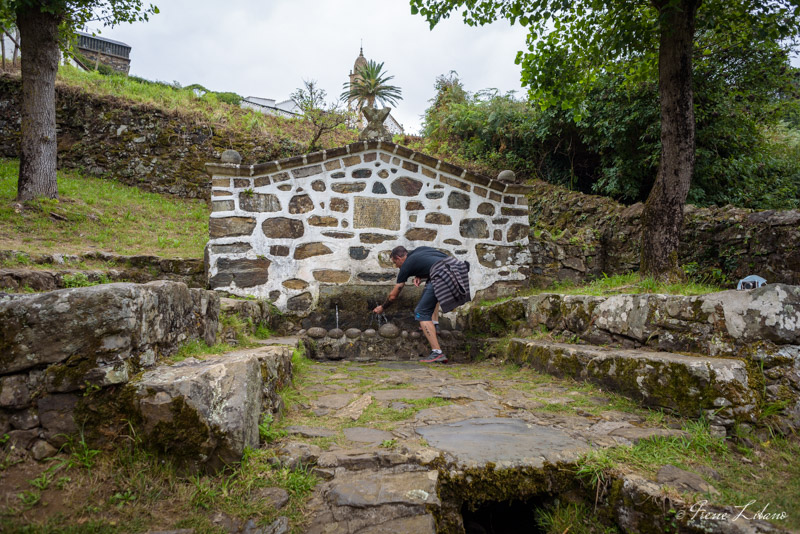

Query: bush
<box><xmin>418</xmin><ymin>68</ymin><xmax>800</xmax><ymax>209</ymax></box>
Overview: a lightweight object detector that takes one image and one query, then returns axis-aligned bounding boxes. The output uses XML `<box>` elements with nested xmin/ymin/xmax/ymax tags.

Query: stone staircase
<box><xmin>461</xmin><ymin>284</ymin><xmax>800</xmax><ymax>434</ymax></box>
<box><xmin>505</xmin><ymin>340</ymin><xmax>756</xmax><ymax>429</ymax></box>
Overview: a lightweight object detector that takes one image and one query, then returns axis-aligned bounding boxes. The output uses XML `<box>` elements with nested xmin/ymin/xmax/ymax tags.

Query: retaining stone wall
<box><xmin>0</xmin><ymin>249</ymin><xmax>205</xmax><ymax>291</ymax></box>
<box><xmin>527</xmin><ymin>180</ymin><xmax>800</xmax><ymax>287</ymax></box>
<box><xmin>0</xmin><ymin>281</ymin><xmax>219</xmax><ymax>457</ymax></box>
<box><xmin>465</xmin><ymin>284</ymin><xmax>800</xmax><ymax>431</ymax></box>
<box><xmin>0</xmin><ymin>74</ymin><xmax>330</xmax><ymax>200</ymax></box>
<box><xmin>205</xmin><ymin>141</ymin><xmax>533</xmax><ymax>314</ymax></box>
<box><xmin>300</xmin><ymin>323</ymin><xmax>469</xmax><ymax>362</ymax></box>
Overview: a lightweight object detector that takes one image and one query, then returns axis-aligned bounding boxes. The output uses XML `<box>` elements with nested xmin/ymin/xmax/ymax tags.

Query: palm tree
<box><xmin>340</xmin><ymin>59</ymin><xmax>402</xmax><ymax>112</ymax></box>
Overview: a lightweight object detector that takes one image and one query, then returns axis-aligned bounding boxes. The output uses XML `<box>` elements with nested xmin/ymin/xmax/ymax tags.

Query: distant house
<box><xmin>75</xmin><ymin>31</ymin><xmax>131</xmax><ymax>74</ymax></box>
<box><xmin>1</xmin><ymin>30</ymin><xmax>130</xmax><ymax>73</ymax></box>
<box><xmin>241</xmin><ymin>97</ymin><xmax>301</xmax><ymax>118</ymax></box>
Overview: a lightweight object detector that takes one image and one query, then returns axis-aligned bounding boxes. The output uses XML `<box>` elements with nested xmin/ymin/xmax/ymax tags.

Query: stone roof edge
<box><xmin>205</xmin><ymin>141</ymin><xmax>534</xmax><ymax>195</ymax></box>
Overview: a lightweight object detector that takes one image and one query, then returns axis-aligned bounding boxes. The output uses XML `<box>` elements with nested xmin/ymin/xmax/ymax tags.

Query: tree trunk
<box><xmin>640</xmin><ymin>0</ymin><xmax>700</xmax><ymax>279</ymax></box>
<box><xmin>2</xmin><ymin>32</ymin><xmax>6</xmax><ymax>71</ymax></box>
<box><xmin>16</xmin><ymin>7</ymin><xmax>61</xmax><ymax>201</ymax></box>
<box><xmin>13</xmin><ymin>28</ymin><xmax>19</xmax><ymax>67</ymax></box>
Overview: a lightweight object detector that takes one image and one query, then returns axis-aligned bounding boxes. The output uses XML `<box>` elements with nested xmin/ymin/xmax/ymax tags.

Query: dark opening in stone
<box><xmin>461</xmin><ymin>497</ymin><xmax>547</xmax><ymax>534</ymax></box>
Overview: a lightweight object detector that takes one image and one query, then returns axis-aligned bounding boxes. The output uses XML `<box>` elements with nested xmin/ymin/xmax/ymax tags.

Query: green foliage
<box><xmin>291</xmin><ymin>79</ymin><xmax>350</xmax><ymax>151</ymax></box>
<box><xmin>412</xmin><ymin>1</ymin><xmax>800</xmax><ymax>210</ymax></box>
<box><xmin>58</xmin><ymin>431</ymin><xmax>101</xmax><ymax>470</ymax></box>
<box><xmin>419</xmin><ymin>65</ymin><xmax>800</xmax><ymax>209</ymax></box>
<box><xmin>253</xmin><ymin>323</ymin><xmax>275</xmax><ymax>340</ymax></box>
<box><xmin>536</xmin><ymin>502</ymin><xmax>619</xmax><ymax>534</ymax></box>
<box><xmin>184</xmin><ymin>83</ymin><xmax>242</xmax><ymax>106</ymax></box>
<box><xmin>1</xmin><ymin>1</ymin><xmax>159</xmax><ymax>45</ymax></box>
<box><xmin>61</xmin><ymin>272</ymin><xmax>112</xmax><ymax>288</ymax></box>
<box><xmin>258</xmin><ymin>413</ymin><xmax>286</xmax><ymax>444</ymax></box>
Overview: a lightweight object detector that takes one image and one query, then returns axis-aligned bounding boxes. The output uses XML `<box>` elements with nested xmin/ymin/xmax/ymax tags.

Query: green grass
<box><xmin>536</xmin><ymin>502</ymin><xmax>620</xmax><ymax>534</ymax></box>
<box><xmin>0</xmin><ymin>435</ymin><xmax>319</xmax><ymax>533</ymax></box>
<box><xmin>56</xmin><ymin>65</ymin><xmax>357</xmax><ymax>149</ymax></box>
<box><xmin>0</xmin><ymin>159</ymin><xmax>208</xmax><ymax>257</ymax></box>
<box><xmin>575</xmin><ymin>420</ymin><xmax>800</xmax><ymax>530</ymax></box>
<box><xmin>167</xmin><ymin>340</ymin><xmax>239</xmax><ymax>363</ymax></box>
<box><xmin>479</xmin><ymin>272</ymin><xmax>725</xmax><ymax>308</ymax></box>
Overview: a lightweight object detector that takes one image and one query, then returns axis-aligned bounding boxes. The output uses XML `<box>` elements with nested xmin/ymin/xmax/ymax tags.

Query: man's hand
<box><xmin>373</xmin><ymin>305</ymin><xmax>384</xmax><ymax>314</ymax></box>
<box><xmin>413</xmin><ymin>276</ymin><xmax>423</xmax><ymax>287</ymax></box>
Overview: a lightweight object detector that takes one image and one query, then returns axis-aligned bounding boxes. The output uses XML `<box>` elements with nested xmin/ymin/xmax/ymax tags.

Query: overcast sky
<box><xmin>89</xmin><ymin>0</ymin><xmax>530</xmax><ymax>134</ymax></box>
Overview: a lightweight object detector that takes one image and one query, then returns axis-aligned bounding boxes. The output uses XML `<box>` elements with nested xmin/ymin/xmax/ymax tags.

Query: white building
<box><xmin>240</xmin><ymin>97</ymin><xmax>301</xmax><ymax>118</ymax></box>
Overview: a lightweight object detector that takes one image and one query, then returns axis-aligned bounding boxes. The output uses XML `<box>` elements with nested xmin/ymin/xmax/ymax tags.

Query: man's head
<box><xmin>390</xmin><ymin>246</ymin><xmax>408</xmax><ymax>268</ymax></box>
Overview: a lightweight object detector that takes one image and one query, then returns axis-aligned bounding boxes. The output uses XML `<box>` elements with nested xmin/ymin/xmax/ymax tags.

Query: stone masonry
<box><xmin>205</xmin><ymin>141</ymin><xmax>533</xmax><ymax>313</ymax></box>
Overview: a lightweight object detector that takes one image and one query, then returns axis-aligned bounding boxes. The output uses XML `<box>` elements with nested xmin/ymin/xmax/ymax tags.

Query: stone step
<box><xmin>303</xmin><ymin>468</ymin><xmax>439</xmax><ymax>534</ymax></box>
<box><xmin>506</xmin><ymin>339</ymin><xmax>758</xmax><ymax>428</ymax></box>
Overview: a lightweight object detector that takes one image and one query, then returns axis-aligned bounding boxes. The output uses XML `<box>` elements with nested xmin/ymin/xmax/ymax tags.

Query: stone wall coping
<box><xmin>205</xmin><ymin>141</ymin><xmax>534</xmax><ymax>196</ymax></box>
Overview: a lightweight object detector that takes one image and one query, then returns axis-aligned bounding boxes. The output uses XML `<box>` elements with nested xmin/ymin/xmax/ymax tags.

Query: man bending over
<box><xmin>372</xmin><ymin>245</ymin><xmax>470</xmax><ymax>364</ymax></box>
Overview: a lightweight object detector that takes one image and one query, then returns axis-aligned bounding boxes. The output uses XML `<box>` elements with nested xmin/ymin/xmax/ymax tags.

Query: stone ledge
<box><xmin>0</xmin><ymin>250</ymin><xmax>205</xmax><ymax>291</ymax></box>
<box><xmin>466</xmin><ymin>285</ymin><xmax>800</xmax><ymax>356</ymax></box>
<box><xmin>506</xmin><ymin>339</ymin><xmax>758</xmax><ymax>428</ymax></box>
<box><xmin>0</xmin><ymin>281</ymin><xmax>218</xmax><ymax>376</ymax></box>
<box><xmin>205</xmin><ymin>142</ymin><xmax>534</xmax><ymax>197</ymax></box>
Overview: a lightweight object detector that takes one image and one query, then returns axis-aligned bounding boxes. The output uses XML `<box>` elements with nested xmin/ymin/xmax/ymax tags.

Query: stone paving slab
<box><xmin>415</xmin><ymin>417</ymin><xmax>590</xmax><ymax>469</ymax></box>
<box><xmin>265</xmin><ymin>347</ymin><xmax>799</xmax><ymax>533</ymax></box>
<box><xmin>272</xmin><ymin>356</ymin><xmax>706</xmax><ymax>533</ymax></box>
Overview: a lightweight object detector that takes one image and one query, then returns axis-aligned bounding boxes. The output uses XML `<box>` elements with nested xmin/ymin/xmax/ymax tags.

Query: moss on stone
<box><xmin>435</xmin><ymin>463</ymin><xmax>586</xmax><ymax>534</ymax></box>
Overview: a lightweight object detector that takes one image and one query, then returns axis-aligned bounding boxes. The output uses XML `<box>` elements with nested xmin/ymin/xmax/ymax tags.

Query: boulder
<box><xmin>129</xmin><ymin>345</ymin><xmax>292</xmax><ymax>472</ymax></box>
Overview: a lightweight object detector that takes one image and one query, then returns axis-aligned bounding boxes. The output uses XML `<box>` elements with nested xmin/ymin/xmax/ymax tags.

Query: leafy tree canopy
<box><xmin>411</xmin><ymin>0</ymin><xmax>800</xmax><ymax>117</ymax></box>
<box><xmin>0</xmin><ymin>0</ymin><xmax>158</xmax><ymax>45</ymax></box>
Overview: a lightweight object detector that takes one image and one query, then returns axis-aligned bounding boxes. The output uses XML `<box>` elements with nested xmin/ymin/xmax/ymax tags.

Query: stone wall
<box><xmin>527</xmin><ymin>180</ymin><xmax>800</xmax><ymax>287</ymax></box>
<box><xmin>205</xmin><ymin>141</ymin><xmax>533</xmax><ymax>315</ymax></box>
<box><xmin>464</xmin><ymin>284</ymin><xmax>800</xmax><ymax>431</ymax></box>
<box><xmin>0</xmin><ymin>281</ymin><xmax>219</xmax><ymax>458</ymax></box>
<box><xmin>0</xmin><ymin>74</ymin><xmax>351</xmax><ymax>200</ymax></box>
<box><xmin>0</xmin><ymin>249</ymin><xmax>205</xmax><ymax>291</ymax></box>
<box><xmin>78</xmin><ymin>49</ymin><xmax>130</xmax><ymax>74</ymax></box>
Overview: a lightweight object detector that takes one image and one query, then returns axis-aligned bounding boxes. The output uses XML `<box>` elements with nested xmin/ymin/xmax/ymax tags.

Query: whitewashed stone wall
<box><xmin>205</xmin><ymin>141</ymin><xmax>532</xmax><ymax>313</ymax></box>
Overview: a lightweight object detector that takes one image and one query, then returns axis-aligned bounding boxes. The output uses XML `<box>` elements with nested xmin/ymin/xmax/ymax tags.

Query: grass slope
<box><xmin>56</xmin><ymin>66</ymin><xmax>358</xmax><ymax>150</ymax></box>
<box><xmin>0</xmin><ymin>159</ymin><xmax>208</xmax><ymax>257</ymax></box>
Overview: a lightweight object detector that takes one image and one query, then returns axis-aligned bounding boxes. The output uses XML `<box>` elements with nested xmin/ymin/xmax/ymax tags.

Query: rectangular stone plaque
<box><xmin>353</xmin><ymin>197</ymin><xmax>401</xmax><ymax>231</ymax></box>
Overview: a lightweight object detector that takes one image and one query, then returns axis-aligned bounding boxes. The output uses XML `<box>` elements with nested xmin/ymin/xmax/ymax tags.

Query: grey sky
<box><xmin>90</xmin><ymin>0</ymin><xmax>530</xmax><ymax>134</ymax></box>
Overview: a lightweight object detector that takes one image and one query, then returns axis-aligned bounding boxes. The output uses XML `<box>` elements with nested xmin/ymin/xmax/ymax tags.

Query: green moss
<box><xmin>435</xmin><ymin>464</ymin><xmax>586</xmax><ymax>533</ymax></box>
<box><xmin>148</xmin><ymin>397</ymin><xmax>216</xmax><ymax>464</ymax></box>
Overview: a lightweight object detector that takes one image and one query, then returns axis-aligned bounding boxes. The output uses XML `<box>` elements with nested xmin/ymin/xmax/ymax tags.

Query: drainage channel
<box><xmin>436</xmin><ymin>465</ymin><xmax>587</xmax><ymax>534</ymax></box>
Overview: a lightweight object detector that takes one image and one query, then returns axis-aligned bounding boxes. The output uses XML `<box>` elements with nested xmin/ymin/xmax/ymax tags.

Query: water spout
<box><xmin>335</xmin><ymin>305</ymin><xmax>339</xmax><ymax>330</ymax></box>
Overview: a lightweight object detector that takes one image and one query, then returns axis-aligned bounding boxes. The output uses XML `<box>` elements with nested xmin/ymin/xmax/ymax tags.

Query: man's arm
<box><xmin>373</xmin><ymin>282</ymin><xmax>404</xmax><ymax>314</ymax></box>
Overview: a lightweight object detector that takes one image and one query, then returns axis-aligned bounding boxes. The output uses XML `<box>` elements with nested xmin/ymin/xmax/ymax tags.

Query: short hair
<box><xmin>390</xmin><ymin>246</ymin><xmax>408</xmax><ymax>259</ymax></box>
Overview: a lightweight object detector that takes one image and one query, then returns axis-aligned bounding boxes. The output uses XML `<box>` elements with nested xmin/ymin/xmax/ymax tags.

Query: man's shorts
<box><xmin>414</xmin><ymin>282</ymin><xmax>437</xmax><ymax>322</ymax></box>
